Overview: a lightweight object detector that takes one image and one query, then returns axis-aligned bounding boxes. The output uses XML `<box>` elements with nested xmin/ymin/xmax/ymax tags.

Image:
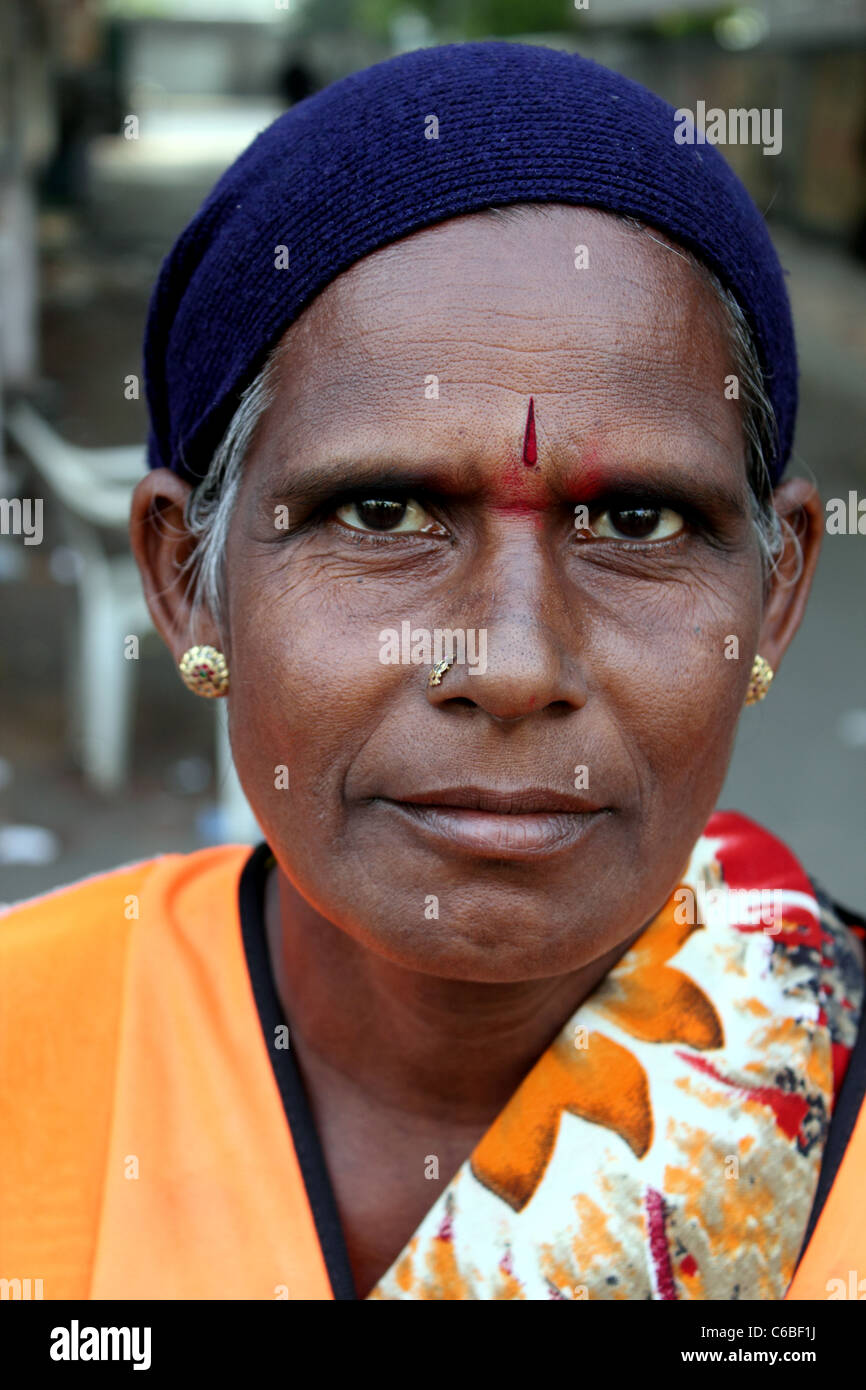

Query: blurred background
<box><xmin>1</xmin><ymin>0</ymin><xmax>864</xmax><ymax>907</ymax></box>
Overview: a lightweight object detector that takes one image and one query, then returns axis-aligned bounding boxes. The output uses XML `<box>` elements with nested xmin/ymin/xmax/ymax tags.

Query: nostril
<box><xmin>549</xmin><ymin>700</ymin><xmax>576</xmax><ymax>716</ymax></box>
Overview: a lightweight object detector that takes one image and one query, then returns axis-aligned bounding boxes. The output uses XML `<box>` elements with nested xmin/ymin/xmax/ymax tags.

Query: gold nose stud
<box><xmin>428</xmin><ymin>658</ymin><xmax>454</xmax><ymax>688</ymax></box>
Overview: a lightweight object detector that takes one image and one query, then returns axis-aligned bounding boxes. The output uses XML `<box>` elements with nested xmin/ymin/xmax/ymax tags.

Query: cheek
<box><xmin>223</xmin><ymin>567</ymin><xmax>408</xmax><ymax>834</ymax></box>
<box><xmin>597</xmin><ymin>568</ymin><xmax>761</xmax><ymax>810</ymax></box>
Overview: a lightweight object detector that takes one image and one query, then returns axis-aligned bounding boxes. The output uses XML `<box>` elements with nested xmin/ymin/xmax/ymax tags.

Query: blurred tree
<box><xmin>297</xmin><ymin>0</ymin><xmax>581</xmax><ymax>41</ymax></box>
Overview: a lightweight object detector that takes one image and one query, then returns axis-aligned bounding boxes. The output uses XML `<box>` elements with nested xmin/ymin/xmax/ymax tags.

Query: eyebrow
<box><xmin>263</xmin><ymin>458</ymin><xmax>481</xmax><ymax>506</ymax></box>
<box><xmin>262</xmin><ymin>454</ymin><xmax>747</xmax><ymax>516</ymax></box>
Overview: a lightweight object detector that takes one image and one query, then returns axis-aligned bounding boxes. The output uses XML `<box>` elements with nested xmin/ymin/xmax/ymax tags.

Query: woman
<box><xmin>2</xmin><ymin>41</ymin><xmax>865</xmax><ymax>1302</ymax></box>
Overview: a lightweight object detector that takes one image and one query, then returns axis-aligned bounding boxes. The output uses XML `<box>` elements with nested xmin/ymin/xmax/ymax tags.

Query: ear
<box><xmin>756</xmin><ymin>478</ymin><xmax>823</xmax><ymax>674</ymax></box>
<box><xmin>129</xmin><ymin>469</ymin><xmax>222</xmax><ymax>662</ymax></box>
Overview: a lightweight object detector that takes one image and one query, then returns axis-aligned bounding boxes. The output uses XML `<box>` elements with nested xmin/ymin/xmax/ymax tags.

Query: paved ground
<box><xmin>1</xmin><ymin>177</ymin><xmax>864</xmax><ymax>910</ymax></box>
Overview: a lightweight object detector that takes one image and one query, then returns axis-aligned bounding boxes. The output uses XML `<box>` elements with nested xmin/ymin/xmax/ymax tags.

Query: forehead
<box><xmin>254</xmin><ymin>206</ymin><xmax>741</xmax><ymax>476</ymax></box>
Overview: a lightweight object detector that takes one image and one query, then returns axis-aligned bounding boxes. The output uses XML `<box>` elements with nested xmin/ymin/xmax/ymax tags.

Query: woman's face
<box><xmin>139</xmin><ymin>207</ymin><xmax>816</xmax><ymax>982</ymax></box>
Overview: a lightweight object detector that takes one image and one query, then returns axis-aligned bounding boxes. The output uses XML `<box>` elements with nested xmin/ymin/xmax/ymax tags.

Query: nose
<box><xmin>425</xmin><ymin>552</ymin><xmax>588</xmax><ymax>723</ymax></box>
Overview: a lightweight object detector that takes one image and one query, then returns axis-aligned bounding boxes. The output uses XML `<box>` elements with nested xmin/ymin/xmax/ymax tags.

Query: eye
<box><xmin>590</xmin><ymin>505</ymin><xmax>684</xmax><ymax>542</ymax></box>
<box><xmin>334</xmin><ymin>495</ymin><xmax>444</xmax><ymax>535</ymax></box>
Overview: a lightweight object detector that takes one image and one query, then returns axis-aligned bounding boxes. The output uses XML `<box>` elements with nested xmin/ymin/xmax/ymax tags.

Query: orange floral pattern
<box><xmin>368</xmin><ymin>813</ymin><xmax>863</xmax><ymax>1300</ymax></box>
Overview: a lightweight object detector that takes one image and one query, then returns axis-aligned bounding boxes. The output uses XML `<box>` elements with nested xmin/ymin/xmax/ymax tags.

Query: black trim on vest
<box><xmin>238</xmin><ymin>841</ymin><xmax>866</xmax><ymax>1294</ymax></box>
<box><xmin>238</xmin><ymin>842</ymin><xmax>357</xmax><ymax>1301</ymax></box>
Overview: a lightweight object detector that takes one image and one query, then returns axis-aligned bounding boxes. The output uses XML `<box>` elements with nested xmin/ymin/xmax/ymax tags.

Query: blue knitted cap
<box><xmin>144</xmin><ymin>40</ymin><xmax>796</xmax><ymax>484</ymax></box>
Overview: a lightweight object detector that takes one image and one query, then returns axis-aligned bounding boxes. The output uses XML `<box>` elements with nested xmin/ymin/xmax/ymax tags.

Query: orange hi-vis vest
<box><xmin>1</xmin><ymin>847</ymin><xmax>864</xmax><ymax>1301</ymax></box>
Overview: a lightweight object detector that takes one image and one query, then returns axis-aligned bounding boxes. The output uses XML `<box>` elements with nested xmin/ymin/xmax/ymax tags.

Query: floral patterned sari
<box><xmin>369</xmin><ymin>813</ymin><xmax>864</xmax><ymax>1300</ymax></box>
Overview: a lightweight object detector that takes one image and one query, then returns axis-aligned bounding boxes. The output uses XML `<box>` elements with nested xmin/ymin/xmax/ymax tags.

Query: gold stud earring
<box><xmin>178</xmin><ymin>645</ymin><xmax>229</xmax><ymax>698</ymax></box>
<box><xmin>745</xmin><ymin>653</ymin><xmax>773</xmax><ymax>705</ymax></box>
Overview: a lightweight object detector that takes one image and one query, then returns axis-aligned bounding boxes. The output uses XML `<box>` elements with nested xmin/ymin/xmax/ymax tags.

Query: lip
<box><xmin>393</xmin><ymin>785</ymin><xmax>602</xmax><ymax>814</ymax></box>
<box><xmin>378</xmin><ymin>786</ymin><xmax>608</xmax><ymax>860</ymax></box>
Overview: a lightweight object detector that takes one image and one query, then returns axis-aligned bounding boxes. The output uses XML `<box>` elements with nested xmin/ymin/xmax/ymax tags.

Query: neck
<box><xmin>264</xmin><ymin>867</ymin><xmax>642</xmax><ymax>1128</ymax></box>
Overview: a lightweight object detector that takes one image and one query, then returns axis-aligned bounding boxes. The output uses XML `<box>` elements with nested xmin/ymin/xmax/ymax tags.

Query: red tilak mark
<box><xmin>676</xmin><ymin>1051</ymin><xmax>810</xmax><ymax>1141</ymax></box>
<box><xmin>522</xmin><ymin>397</ymin><xmax>537</xmax><ymax>466</ymax></box>
<box><xmin>490</xmin><ymin>498</ymin><xmax>546</xmax><ymax>516</ymax></box>
<box><xmin>562</xmin><ymin>442</ymin><xmax>606</xmax><ymax>502</ymax></box>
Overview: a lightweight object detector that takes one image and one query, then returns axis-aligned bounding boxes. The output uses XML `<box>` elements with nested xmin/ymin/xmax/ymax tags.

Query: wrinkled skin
<box><xmin>132</xmin><ymin>207</ymin><xmax>822</xmax><ymax>1294</ymax></box>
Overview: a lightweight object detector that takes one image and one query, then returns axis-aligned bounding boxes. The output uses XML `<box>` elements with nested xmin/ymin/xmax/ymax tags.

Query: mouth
<box><xmin>377</xmin><ymin>786</ymin><xmax>609</xmax><ymax>860</ymax></box>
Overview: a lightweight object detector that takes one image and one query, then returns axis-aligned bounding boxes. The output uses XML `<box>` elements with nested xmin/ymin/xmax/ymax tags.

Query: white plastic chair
<box><xmin>5</xmin><ymin>402</ymin><xmax>258</xmax><ymax>841</ymax></box>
